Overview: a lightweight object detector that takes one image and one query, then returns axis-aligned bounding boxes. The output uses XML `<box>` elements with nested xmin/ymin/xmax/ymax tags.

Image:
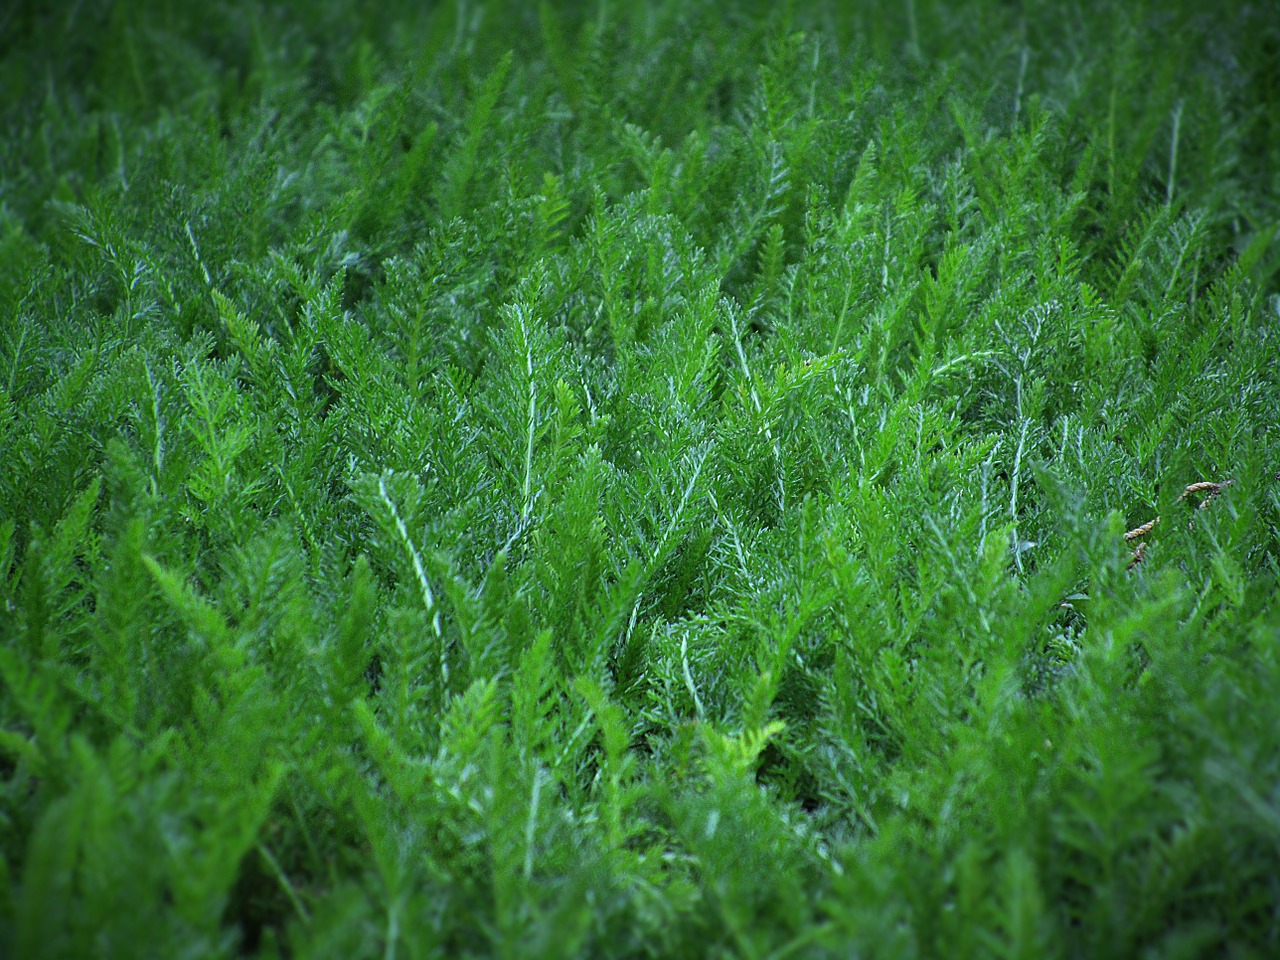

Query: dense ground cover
<box><xmin>2</xmin><ymin>1</ymin><xmax>1280</xmax><ymax>956</ymax></box>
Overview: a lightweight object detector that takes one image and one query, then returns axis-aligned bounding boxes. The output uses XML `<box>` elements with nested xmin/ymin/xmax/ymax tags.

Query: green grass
<box><xmin>2</xmin><ymin>1</ymin><xmax>1280</xmax><ymax>956</ymax></box>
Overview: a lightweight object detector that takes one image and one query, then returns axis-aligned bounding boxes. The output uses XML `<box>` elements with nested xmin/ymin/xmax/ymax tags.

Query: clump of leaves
<box><xmin>2</xmin><ymin>1</ymin><xmax>1278</xmax><ymax>957</ymax></box>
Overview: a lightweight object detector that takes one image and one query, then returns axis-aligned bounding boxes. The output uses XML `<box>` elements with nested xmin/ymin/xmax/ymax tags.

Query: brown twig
<box><xmin>1123</xmin><ymin>479</ymin><xmax>1235</xmax><ymax>571</ymax></box>
<box><xmin>1178</xmin><ymin>479</ymin><xmax>1234</xmax><ymax>507</ymax></box>
<box><xmin>1124</xmin><ymin>518</ymin><xmax>1158</xmax><ymax>542</ymax></box>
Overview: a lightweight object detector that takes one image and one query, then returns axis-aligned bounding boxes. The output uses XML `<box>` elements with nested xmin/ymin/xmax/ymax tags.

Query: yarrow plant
<box><xmin>1</xmin><ymin>1</ymin><xmax>1279</xmax><ymax>957</ymax></box>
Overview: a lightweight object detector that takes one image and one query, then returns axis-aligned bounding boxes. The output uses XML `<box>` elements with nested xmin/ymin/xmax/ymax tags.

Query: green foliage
<box><xmin>2</xmin><ymin>0</ymin><xmax>1278</xmax><ymax>956</ymax></box>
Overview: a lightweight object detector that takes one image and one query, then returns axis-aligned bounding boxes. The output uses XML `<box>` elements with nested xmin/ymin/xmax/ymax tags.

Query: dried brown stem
<box><xmin>1178</xmin><ymin>479</ymin><xmax>1234</xmax><ymax>505</ymax></box>
<box><xmin>1124</xmin><ymin>518</ymin><xmax>1158</xmax><ymax>542</ymax></box>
